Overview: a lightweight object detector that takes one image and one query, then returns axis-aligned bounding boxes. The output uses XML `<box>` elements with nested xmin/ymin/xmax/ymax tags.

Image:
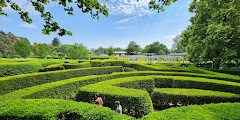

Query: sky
<box><xmin>0</xmin><ymin>0</ymin><xmax>193</xmax><ymax>50</ymax></box>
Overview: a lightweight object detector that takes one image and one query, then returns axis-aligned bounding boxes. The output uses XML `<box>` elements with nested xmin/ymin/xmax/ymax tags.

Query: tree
<box><xmin>0</xmin><ymin>0</ymin><xmax>177</xmax><ymax>36</ymax></box>
<box><xmin>126</xmin><ymin>41</ymin><xmax>141</xmax><ymax>55</ymax></box>
<box><xmin>37</xmin><ymin>43</ymin><xmax>49</xmax><ymax>58</ymax></box>
<box><xmin>0</xmin><ymin>30</ymin><xmax>15</xmax><ymax>56</ymax></box>
<box><xmin>13</xmin><ymin>39</ymin><xmax>32</xmax><ymax>58</ymax></box>
<box><xmin>181</xmin><ymin>0</ymin><xmax>240</xmax><ymax>68</ymax></box>
<box><xmin>171</xmin><ymin>35</ymin><xmax>186</xmax><ymax>53</ymax></box>
<box><xmin>97</xmin><ymin>47</ymin><xmax>105</xmax><ymax>54</ymax></box>
<box><xmin>144</xmin><ymin>41</ymin><xmax>169</xmax><ymax>55</ymax></box>
<box><xmin>51</xmin><ymin>50</ymin><xmax>58</xmax><ymax>57</ymax></box>
<box><xmin>32</xmin><ymin>42</ymin><xmax>39</xmax><ymax>55</ymax></box>
<box><xmin>106</xmin><ymin>46</ymin><xmax>114</xmax><ymax>56</ymax></box>
<box><xmin>52</xmin><ymin>44</ymin><xmax>71</xmax><ymax>57</ymax></box>
<box><xmin>69</xmin><ymin>43</ymin><xmax>89</xmax><ymax>59</ymax></box>
<box><xmin>51</xmin><ymin>37</ymin><xmax>60</xmax><ymax>46</ymax></box>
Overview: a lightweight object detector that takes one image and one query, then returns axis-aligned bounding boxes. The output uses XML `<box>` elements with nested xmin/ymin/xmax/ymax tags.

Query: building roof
<box><xmin>114</xmin><ymin>51</ymin><xmax>127</xmax><ymax>54</ymax></box>
<box><xmin>168</xmin><ymin>52</ymin><xmax>188</xmax><ymax>56</ymax></box>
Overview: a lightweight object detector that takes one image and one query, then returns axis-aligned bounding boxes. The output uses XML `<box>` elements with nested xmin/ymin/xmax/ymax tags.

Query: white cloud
<box><xmin>103</xmin><ymin>0</ymin><xmax>154</xmax><ymax>17</ymax></box>
<box><xmin>115</xmin><ymin>27</ymin><xmax>128</xmax><ymax>30</ymax></box>
<box><xmin>163</xmin><ymin>35</ymin><xmax>177</xmax><ymax>39</ymax></box>
<box><xmin>19</xmin><ymin>23</ymin><xmax>37</xmax><ymax>29</ymax></box>
<box><xmin>115</xmin><ymin>18</ymin><xmax>129</xmax><ymax>24</ymax></box>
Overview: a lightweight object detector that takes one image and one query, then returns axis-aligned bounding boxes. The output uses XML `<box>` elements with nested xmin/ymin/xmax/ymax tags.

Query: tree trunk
<box><xmin>213</xmin><ymin>59</ymin><xmax>220</xmax><ymax>69</ymax></box>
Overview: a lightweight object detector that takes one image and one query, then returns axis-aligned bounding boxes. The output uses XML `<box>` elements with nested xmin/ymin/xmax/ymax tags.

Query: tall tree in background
<box><xmin>0</xmin><ymin>30</ymin><xmax>15</xmax><ymax>56</ymax></box>
<box><xmin>106</xmin><ymin>46</ymin><xmax>114</xmax><ymax>56</ymax></box>
<box><xmin>97</xmin><ymin>47</ymin><xmax>105</xmax><ymax>54</ymax></box>
<box><xmin>32</xmin><ymin>42</ymin><xmax>39</xmax><ymax>55</ymax></box>
<box><xmin>13</xmin><ymin>39</ymin><xmax>32</xmax><ymax>58</ymax></box>
<box><xmin>69</xmin><ymin>43</ymin><xmax>89</xmax><ymax>59</ymax></box>
<box><xmin>171</xmin><ymin>35</ymin><xmax>186</xmax><ymax>53</ymax></box>
<box><xmin>51</xmin><ymin>37</ymin><xmax>60</xmax><ymax>46</ymax></box>
<box><xmin>144</xmin><ymin>41</ymin><xmax>169</xmax><ymax>55</ymax></box>
<box><xmin>181</xmin><ymin>0</ymin><xmax>240</xmax><ymax>68</ymax></box>
<box><xmin>52</xmin><ymin>44</ymin><xmax>71</xmax><ymax>57</ymax></box>
<box><xmin>126</xmin><ymin>41</ymin><xmax>141</xmax><ymax>55</ymax></box>
<box><xmin>37</xmin><ymin>43</ymin><xmax>49</xmax><ymax>58</ymax></box>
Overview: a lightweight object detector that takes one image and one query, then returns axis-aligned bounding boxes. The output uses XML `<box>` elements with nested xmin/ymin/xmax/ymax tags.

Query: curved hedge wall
<box><xmin>0</xmin><ymin>60</ymin><xmax>64</xmax><ymax>77</ymax></box>
<box><xmin>0</xmin><ymin>99</ymin><xmax>133</xmax><ymax>120</ymax></box>
<box><xmin>141</xmin><ymin>103</ymin><xmax>240</xmax><ymax>120</ymax></box>
<box><xmin>0</xmin><ymin>66</ymin><xmax>123</xmax><ymax>95</ymax></box>
<box><xmin>152</xmin><ymin>88</ymin><xmax>240</xmax><ymax>107</ymax></box>
<box><xmin>75</xmin><ymin>76</ymin><xmax>154</xmax><ymax>118</ymax></box>
<box><xmin>63</xmin><ymin>62</ymin><xmax>91</xmax><ymax>69</ymax></box>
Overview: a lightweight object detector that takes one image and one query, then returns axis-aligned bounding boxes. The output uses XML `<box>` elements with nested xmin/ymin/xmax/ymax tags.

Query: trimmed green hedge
<box><xmin>75</xmin><ymin>76</ymin><xmax>154</xmax><ymax>118</ymax></box>
<box><xmin>152</xmin><ymin>88</ymin><xmax>240</xmax><ymax>107</ymax></box>
<box><xmin>91</xmin><ymin>60</ymin><xmax>125</xmax><ymax>67</ymax></box>
<box><xmin>63</xmin><ymin>62</ymin><xmax>91</xmax><ymax>69</ymax></box>
<box><xmin>0</xmin><ymin>99</ymin><xmax>133</xmax><ymax>120</ymax></box>
<box><xmin>0</xmin><ymin>62</ymin><xmax>42</xmax><ymax>77</ymax></box>
<box><xmin>39</xmin><ymin>64</ymin><xmax>65</xmax><ymax>72</ymax></box>
<box><xmin>205</xmin><ymin>68</ymin><xmax>240</xmax><ymax>76</ymax></box>
<box><xmin>0</xmin><ymin>66</ymin><xmax>123</xmax><ymax>95</ymax></box>
<box><xmin>141</xmin><ymin>103</ymin><xmax>240</xmax><ymax>120</ymax></box>
<box><xmin>153</xmin><ymin>76</ymin><xmax>240</xmax><ymax>94</ymax></box>
<box><xmin>0</xmin><ymin>60</ymin><xmax>64</xmax><ymax>77</ymax></box>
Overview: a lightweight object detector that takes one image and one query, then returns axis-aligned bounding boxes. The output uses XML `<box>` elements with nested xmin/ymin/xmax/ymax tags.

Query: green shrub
<box><xmin>75</xmin><ymin>76</ymin><xmax>154</xmax><ymax>118</ymax></box>
<box><xmin>153</xmin><ymin>76</ymin><xmax>240</xmax><ymax>94</ymax></box>
<box><xmin>0</xmin><ymin>62</ymin><xmax>42</xmax><ymax>77</ymax></box>
<box><xmin>63</xmin><ymin>62</ymin><xmax>91</xmax><ymax>69</ymax></box>
<box><xmin>39</xmin><ymin>64</ymin><xmax>65</xmax><ymax>72</ymax></box>
<box><xmin>91</xmin><ymin>60</ymin><xmax>125</xmax><ymax>67</ymax></box>
<box><xmin>152</xmin><ymin>88</ymin><xmax>240</xmax><ymax>108</ymax></box>
<box><xmin>204</xmin><ymin>68</ymin><xmax>240</xmax><ymax>76</ymax></box>
<box><xmin>123</xmin><ymin>67</ymin><xmax>138</xmax><ymax>72</ymax></box>
<box><xmin>0</xmin><ymin>99</ymin><xmax>133</xmax><ymax>120</ymax></box>
<box><xmin>0</xmin><ymin>66</ymin><xmax>123</xmax><ymax>95</ymax></box>
<box><xmin>0</xmin><ymin>60</ymin><xmax>64</xmax><ymax>77</ymax></box>
<box><xmin>141</xmin><ymin>103</ymin><xmax>240</xmax><ymax>120</ymax></box>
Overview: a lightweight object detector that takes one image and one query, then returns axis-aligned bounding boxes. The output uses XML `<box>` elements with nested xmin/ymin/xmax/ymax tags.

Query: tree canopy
<box><xmin>171</xmin><ymin>35</ymin><xmax>186</xmax><ymax>53</ymax></box>
<box><xmin>126</xmin><ymin>41</ymin><xmax>141</xmax><ymax>55</ymax></box>
<box><xmin>180</xmin><ymin>0</ymin><xmax>240</xmax><ymax>68</ymax></box>
<box><xmin>143</xmin><ymin>41</ymin><xmax>169</xmax><ymax>55</ymax></box>
<box><xmin>69</xmin><ymin>43</ymin><xmax>89</xmax><ymax>59</ymax></box>
<box><xmin>51</xmin><ymin>37</ymin><xmax>60</xmax><ymax>46</ymax></box>
<box><xmin>0</xmin><ymin>0</ymin><xmax>177</xmax><ymax>36</ymax></box>
<box><xmin>13</xmin><ymin>39</ymin><xmax>32</xmax><ymax>58</ymax></box>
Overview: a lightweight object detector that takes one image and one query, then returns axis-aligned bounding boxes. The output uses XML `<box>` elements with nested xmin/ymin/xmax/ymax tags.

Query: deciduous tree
<box><xmin>13</xmin><ymin>39</ymin><xmax>32</xmax><ymax>58</ymax></box>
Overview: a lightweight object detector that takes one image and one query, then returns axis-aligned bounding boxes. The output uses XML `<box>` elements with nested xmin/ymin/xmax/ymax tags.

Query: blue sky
<box><xmin>0</xmin><ymin>0</ymin><xmax>193</xmax><ymax>50</ymax></box>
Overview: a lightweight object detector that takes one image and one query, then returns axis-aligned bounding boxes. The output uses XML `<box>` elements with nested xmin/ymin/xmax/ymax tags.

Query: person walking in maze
<box><xmin>115</xmin><ymin>101</ymin><xmax>122</xmax><ymax>114</ymax></box>
<box><xmin>93</xmin><ymin>93</ymin><xmax>103</xmax><ymax>106</ymax></box>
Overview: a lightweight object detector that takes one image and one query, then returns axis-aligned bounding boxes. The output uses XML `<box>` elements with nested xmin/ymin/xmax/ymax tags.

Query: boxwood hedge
<box><xmin>39</xmin><ymin>64</ymin><xmax>65</xmax><ymax>72</ymax></box>
<box><xmin>141</xmin><ymin>103</ymin><xmax>240</xmax><ymax>120</ymax></box>
<box><xmin>0</xmin><ymin>60</ymin><xmax>64</xmax><ymax>77</ymax></box>
<box><xmin>0</xmin><ymin>66</ymin><xmax>123</xmax><ymax>95</ymax></box>
<box><xmin>75</xmin><ymin>76</ymin><xmax>154</xmax><ymax>118</ymax></box>
<box><xmin>63</xmin><ymin>62</ymin><xmax>91</xmax><ymax>69</ymax></box>
<box><xmin>152</xmin><ymin>88</ymin><xmax>240</xmax><ymax>107</ymax></box>
<box><xmin>0</xmin><ymin>99</ymin><xmax>133</xmax><ymax>120</ymax></box>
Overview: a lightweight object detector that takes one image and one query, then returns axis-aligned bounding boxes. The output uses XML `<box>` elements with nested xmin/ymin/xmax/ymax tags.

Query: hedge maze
<box><xmin>0</xmin><ymin>60</ymin><xmax>240</xmax><ymax>119</ymax></box>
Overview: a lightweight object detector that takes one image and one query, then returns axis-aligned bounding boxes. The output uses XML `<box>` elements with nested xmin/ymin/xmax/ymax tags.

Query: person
<box><xmin>93</xmin><ymin>93</ymin><xmax>103</xmax><ymax>106</ymax></box>
<box><xmin>115</xmin><ymin>101</ymin><xmax>122</xmax><ymax>114</ymax></box>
